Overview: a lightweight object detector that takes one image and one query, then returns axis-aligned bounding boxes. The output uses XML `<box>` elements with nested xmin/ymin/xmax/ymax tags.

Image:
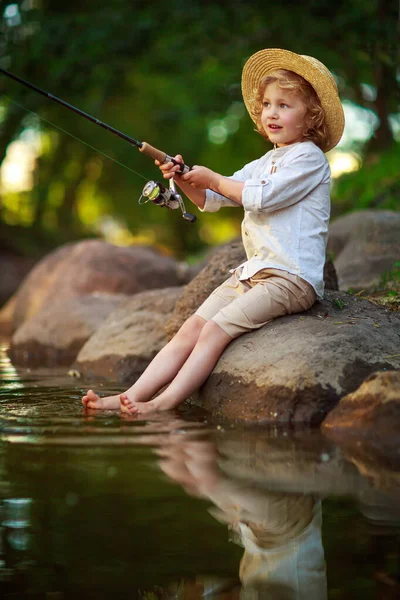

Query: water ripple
<box><xmin>0</xmin><ymin>345</ymin><xmax>209</xmax><ymax>447</ymax></box>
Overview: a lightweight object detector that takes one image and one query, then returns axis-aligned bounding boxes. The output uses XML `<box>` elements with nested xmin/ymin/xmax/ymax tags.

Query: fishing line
<box><xmin>1</xmin><ymin>94</ymin><xmax>149</xmax><ymax>181</ymax></box>
<box><xmin>1</xmin><ymin>92</ymin><xmax>198</xmax><ymax>222</ymax></box>
<box><xmin>0</xmin><ymin>68</ymin><xmax>197</xmax><ymax>221</ymax></box>
<box><xmin>0</xmin><ymin>67</ymin><xmax>191</xmax><ymax>174</ymax></box>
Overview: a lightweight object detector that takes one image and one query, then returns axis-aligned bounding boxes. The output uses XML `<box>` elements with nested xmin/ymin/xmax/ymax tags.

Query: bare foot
<box><xmin>120</xmin><ymin>393</ymin><xmax>164</xmax><ymax>415</ymax></box>
<box><xmin>82</xmin><ymin>389</ymin><xmax>121</xmax><ymax>410</ymax></box>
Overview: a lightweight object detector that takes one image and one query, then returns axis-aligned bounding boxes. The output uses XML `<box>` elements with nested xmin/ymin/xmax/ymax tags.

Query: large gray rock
<box><xmin>327</xmin><ymin>210</ymin><xmax>400</xmax><ymax>291</ymax></box>
<box><xmin>194</xmin><ymin>290</ymin><xmax>400</xmax><ymax>425</ymax></box>
<box><xmin>74</xmin><ymin>287</ymin><xmax>182</xmax><ymax>383</ymax></box>
<box><xmin>9</xmin><ymin>294</ymin><xmax>128</xmax><ymax>366</ymax></box>
<box><xmin>0</xmin><ymin>239</ymin><xmax>188</xmax><ymax>334</ymax></box>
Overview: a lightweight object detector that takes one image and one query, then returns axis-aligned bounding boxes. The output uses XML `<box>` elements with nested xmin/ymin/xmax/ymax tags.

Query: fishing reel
<box><xmin>138</xmin><ymin>178</ymin><xmax>197</xmax><ymax>223</ymax></box>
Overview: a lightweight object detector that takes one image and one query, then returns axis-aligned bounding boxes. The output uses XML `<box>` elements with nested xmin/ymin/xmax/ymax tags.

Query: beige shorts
<box><xmin>195</xmin><ymin>268</ymin><xmax>317</xmax><ymax>339</ymax></box>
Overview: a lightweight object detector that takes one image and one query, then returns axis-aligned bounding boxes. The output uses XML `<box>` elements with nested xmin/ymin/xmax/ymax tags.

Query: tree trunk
<box><xmin>56</xmin><ymin>146</ymin><xmax>90</xmax><ymax>234</ymax></box>
<box><xmin>367</xmin><ymin>59</ymin><xmax>396</xmax><ymax>153</ymax></box>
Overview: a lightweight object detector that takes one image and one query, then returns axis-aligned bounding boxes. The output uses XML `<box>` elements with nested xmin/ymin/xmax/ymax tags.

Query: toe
<box><xmin>120</xmin><ymin>400</ymin><xmax>138</xmax><ymax>414</ymax></box>
<box><xmin>119</xmin><ymin>393</ymin><xmax>129</xmax><ymax>405</ymax></box>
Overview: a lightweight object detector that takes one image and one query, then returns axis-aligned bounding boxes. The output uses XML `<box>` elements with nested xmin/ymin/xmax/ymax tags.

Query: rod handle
<box><xmin>139</xmin><ymin>142</ymin><xmax>190</xmax><ymax>174</ymax></box>
<box><xmin>139</xmin><ymin>141</ymin><xmax>167</xmax><ymax>163</ymax></box>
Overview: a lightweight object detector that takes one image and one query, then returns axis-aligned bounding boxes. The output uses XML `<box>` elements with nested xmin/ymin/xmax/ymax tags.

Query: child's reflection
<box><xmin>156</xmin><ymin>430</ymin><xmax>327</xmax><ymax>599</ymax></box>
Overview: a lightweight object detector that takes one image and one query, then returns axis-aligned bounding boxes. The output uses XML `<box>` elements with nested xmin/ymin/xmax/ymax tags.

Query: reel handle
<box><xmin>139</xmin><ymin>142</ymin><xmax>191</xmax><ymax>174</ymax></box>
<box><xmin>183</xmin><ymin>213</ymin><xmax>197</xmax><ymax>223</ymax></box>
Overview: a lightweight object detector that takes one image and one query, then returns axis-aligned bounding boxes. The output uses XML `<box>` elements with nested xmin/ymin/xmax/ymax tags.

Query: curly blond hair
<box><xmin>252</xmin><ymin>69</ymin><xmax>330</xmax><ymax>150</ymax></box>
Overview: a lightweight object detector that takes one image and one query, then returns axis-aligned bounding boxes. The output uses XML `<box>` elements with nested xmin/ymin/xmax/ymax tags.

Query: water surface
<box><xmin>0</xmin><ymin>339</ymin><xmax>399</xmax><ymax>599</ymax></box>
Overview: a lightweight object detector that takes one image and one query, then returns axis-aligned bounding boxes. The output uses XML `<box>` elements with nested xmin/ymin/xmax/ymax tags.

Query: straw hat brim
<box><xmin>241</xmin><ymin>48</ymin><xmax>345</xmax><ymax>152</ymax></box>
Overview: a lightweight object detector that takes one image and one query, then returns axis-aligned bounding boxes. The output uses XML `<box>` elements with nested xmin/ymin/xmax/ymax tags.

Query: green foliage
<box><xmin>0</xmin><ymin>0</ymin><xmax>399</xmax><ymax>260</ymax></box>
<box><xmin>380</xmin><ymin>260</ymin><xmax>400</xmax><ymax>288</ymax></box>
<box><xmin>366</xmin><ymin>260</ymin><xmax>400</xmax><ymax>310</ymax></box>
<box><xmin>332</xmin><ymin>143</ymin><xmax>400</xmax><ymax>215</ymax></box>
<box><xmin>332</xmin><ymin>298</ymin><xmax>346</xmax><ymax>310</ymax></box>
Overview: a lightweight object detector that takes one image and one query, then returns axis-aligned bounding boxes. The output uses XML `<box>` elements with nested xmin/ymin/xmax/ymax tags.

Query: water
<box><xmin>0</xmin><ymin>339</ymin><xmax>399</xmax><ymax>599</ymax></box>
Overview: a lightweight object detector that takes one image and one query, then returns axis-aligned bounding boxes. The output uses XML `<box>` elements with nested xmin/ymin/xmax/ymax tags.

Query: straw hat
<box><xmin>241</xmin><ymin>48</ymin><xmax>345</xmax><ymax>152</ymax></box>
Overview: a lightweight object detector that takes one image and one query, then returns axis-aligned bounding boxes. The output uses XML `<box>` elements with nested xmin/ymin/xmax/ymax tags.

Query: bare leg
<box><xmin>82</xmin><ymin>315</ymin><xmax>206</xmax><ymax>410</ymax></box>
<box><xmin>121</xmin><ymin>320</ymin><xmax>232</xmax><ymax>414</ymax></box>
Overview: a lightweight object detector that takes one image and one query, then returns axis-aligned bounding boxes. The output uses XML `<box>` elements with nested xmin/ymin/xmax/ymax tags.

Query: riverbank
<box><xmin>0</xmin><ymin>210</ymin><xmax>399</xmax><ymax>429</ymax></box>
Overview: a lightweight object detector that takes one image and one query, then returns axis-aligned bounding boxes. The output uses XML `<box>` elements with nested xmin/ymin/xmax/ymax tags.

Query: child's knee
<box><xmin>176</xmin><ymin>315</ymin><xmax>206</xmax><ymax>342</ymax></box>
<box><xmin>198</xmin><ymin>319</ymin><xmax>232</xmax><ymax>345</ymax></box>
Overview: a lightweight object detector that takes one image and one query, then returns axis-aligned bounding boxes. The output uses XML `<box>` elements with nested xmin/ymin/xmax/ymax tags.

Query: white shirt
<box><xmin>202</xmin><ymin>141</ymin><xmax>331</xmax><ymax>298</ymax></box>
<box><xmin>237</xmin><ymin>501</ymin><xmax>327</xmax><ymax>599</ymax></box>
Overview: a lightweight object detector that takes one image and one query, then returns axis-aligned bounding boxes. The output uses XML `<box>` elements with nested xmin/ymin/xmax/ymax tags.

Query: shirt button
<box><xmin>261</xmin><ymin>180</ymin><xmax>266</xmax><ymax>184</ymax></box>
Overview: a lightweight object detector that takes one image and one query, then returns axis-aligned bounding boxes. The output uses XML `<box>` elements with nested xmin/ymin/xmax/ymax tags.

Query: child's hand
<box><xmin>155</xmin><ymin>154</ymin><xmax>184</xmax><ymax>179</ymax></box>
<box><xmin>182</xmin><ymin>166</ymin><xmax>218</xmax><ymax>190</ymax></box>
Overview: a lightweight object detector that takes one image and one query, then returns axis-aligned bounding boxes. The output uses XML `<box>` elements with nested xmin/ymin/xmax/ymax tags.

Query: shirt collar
<box><xmin>271</xmin><ymin>141</ymin><xmax>306</xmax><ymax>157</ymax></box>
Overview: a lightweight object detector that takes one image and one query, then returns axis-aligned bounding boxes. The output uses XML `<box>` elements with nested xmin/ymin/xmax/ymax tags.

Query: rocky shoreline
<box><xmin>0</xmin><ymin>210</ymin><xmax>399</xmax><ymax>433</ymax></box>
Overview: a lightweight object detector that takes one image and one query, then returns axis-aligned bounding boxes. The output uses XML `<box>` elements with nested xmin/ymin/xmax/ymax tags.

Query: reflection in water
<box><xmin>0</xmin><ymin>408</ymin><xmax>399</xmax><ymax>597</ymax></box>
<box><xmin>155</xmin><ymin>429</ymin><xmax>327</xmax><ymax>599</ymax></box>
<box><xmin>3</xmin><ymin>497</ymin><xmax>32</xmax><ymax>529</ymax></box>
<box><xmin>1</xmin><ymin>335</ymin><xmax>400</xmax><ymax>598</ymax></box>
<box><xmin>0</xmin><ymin>497</ymin><xmax>33</xmax><ymax>592</ymax></box>
<box><xmin>0</xmin><ymin>340</ymin><xmax>24</xmax><ymax>394</ymax></box>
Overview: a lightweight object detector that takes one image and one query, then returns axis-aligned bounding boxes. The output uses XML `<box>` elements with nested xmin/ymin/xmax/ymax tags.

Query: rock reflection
<box><xmin>323</xmin><ymin>430</ymin><xmax>400</xmax><ymax>495</ymax></box>
<box><xmin>155</xmin><ymin>428</ymin><xmax>327</xmax><ymax>599</ymax></box>
<box><xmin>0</xmin><ymin>407</ymin><xmax>400</xmax><ymax>597</ymax></box>
<box><xmin>2</xmin><ymin>497</ymin><xmax>32</xmax><ymax>529</ymax></box>
<box><xmin>0</xmin><ymin>497</ymin><xmax>33</xmax><ymax>592</ymax></box>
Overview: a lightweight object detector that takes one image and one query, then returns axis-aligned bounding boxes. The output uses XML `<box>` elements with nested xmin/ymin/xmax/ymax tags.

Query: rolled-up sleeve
<box><xmin>201</xmin><ymin>189</ymin><xmax>240</xmax><ymax>212</ymax></box>
<box><xmin>200</xmin><ymin>157</ymin><xmax>260</xmax><ymax>213</ymax></box>
<box><xmin>242</xmin><ymin>148</ymin><xmax>330</xmax><ymax>213</ymax></box>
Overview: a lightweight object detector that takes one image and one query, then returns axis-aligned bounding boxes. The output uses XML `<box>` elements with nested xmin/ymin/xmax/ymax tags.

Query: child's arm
<box><xmin>182</xmin><ymin>166</ymin><xmax>244</xmax><ymax>205</ymax></box>
<box><xmin>156</xmin><ymin>155</ymin><xmax>244</xmax><ymax>208</ymax></box>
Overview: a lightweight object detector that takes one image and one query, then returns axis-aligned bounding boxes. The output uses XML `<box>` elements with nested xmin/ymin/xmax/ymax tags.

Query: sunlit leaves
<box><xmin>0</xmin><ymin>0</ymin><xmax>398</xmax><ymax>257</ymax></box>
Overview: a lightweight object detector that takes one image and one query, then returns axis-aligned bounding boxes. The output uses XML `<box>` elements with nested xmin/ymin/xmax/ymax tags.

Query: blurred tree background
<box><xmin>0</xmin><ymin>0</ymin><xmax>398</xmax><ymax>266</ymax></box>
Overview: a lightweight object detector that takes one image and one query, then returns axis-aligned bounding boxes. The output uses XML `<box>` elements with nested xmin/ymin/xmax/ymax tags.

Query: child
<box><xmin>82</xmin><ymin>48</ymin><xmax>344</xmax><ymax>415</ymax></box>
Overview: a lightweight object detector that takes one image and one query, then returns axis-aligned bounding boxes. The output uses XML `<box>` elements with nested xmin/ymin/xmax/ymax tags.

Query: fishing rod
<box><xmin>0</xmin><ymin>67</ymin><xmax>197</xmax><ymax>222</ymax></box>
